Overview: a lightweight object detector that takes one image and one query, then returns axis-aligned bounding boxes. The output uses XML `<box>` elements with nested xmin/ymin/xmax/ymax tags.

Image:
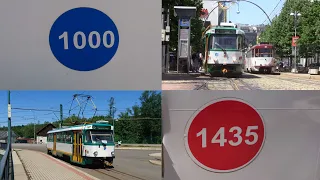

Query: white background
<box><xmin>162</xmin><ymin>91</ymin><xmax>320</xmax><ymax>180</ymax></box>
<box><xmin>0</xmin><ymin>0</ymin><xmax>161</xmax><ymax>90</ymax></box>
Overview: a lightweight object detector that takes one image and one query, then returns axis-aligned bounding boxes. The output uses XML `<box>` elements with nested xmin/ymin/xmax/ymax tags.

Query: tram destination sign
<box><xmin>93</xmin><ymin>126</ymin><xmax>112</xmax><ymax>130</ymax></box>
<box><xmin>0</xmin><ymin>0</ymin><xmax>160</xmax><ymax>90</ymax></box>
<box><xmin>215</xmin><ymin>29</ymin><xmax>236</xmax><ymax>34</ymax></box>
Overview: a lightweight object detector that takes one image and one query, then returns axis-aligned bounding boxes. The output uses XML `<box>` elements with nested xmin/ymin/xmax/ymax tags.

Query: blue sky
<box><xmin>0</xmin><ymin>91</ymin><xmax>158</xmax><ymax>127</ymax></box>
<box><xmin>225</xmin><ymin>0</ymin><xmax>285</xmax><ymax>25</ymax></box>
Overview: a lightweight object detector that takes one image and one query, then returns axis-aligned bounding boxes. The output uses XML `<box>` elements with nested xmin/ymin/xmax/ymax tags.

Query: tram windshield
<box><xmin>209</xmin><ymin>34</ymin><xmax>244</xmax><ymax>50</ymax></box>
<box><xmin>254</xmin><ymin>48</ymin><xmax>273</xmax><ymax>57</ymax></box>
<box><xmin>85</xmin><ymin>130</ymin><xmax>114</xmax><ymax>144</ymax></box>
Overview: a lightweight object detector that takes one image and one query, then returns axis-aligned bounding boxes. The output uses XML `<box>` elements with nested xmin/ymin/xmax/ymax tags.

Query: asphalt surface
<box><xmin>12</xmin><ymin>144</ymin><xmax>161</xmax><ymax>180</ymax></box>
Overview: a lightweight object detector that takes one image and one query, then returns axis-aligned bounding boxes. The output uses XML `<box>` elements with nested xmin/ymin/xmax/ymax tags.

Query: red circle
<box><xmin>186</xmin><ymin>100</ymin><xmax>265</xmax><ymax>172</ymax></box>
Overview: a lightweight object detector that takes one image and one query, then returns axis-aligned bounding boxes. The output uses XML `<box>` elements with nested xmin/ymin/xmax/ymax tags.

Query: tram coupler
<box><xmin>104</xmin><ymin>161</ymin><xmax>113</xmax><ymax>167</ymax></box>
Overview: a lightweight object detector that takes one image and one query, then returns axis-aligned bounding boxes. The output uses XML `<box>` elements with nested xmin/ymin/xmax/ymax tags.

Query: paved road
<box><xmin>12</xmin><ymin>144</ymin><xmax>161</xmax><ymax>180</ymax></box>
<box><xmin>162</xmin><ymin>72</ymin><xmax>320</xmax><ymax>90</ymax></box>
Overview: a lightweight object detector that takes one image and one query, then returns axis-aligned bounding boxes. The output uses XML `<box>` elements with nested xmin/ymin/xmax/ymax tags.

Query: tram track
<box><xmin>261</xmin><ymin>74</ymin><xmax>320</xmax><ymax>86</ymax></box>
<box><xmin>163</xmin><ymin>75</ymin><xmax>259</xmax><ymax>90</ymax></box>
<box><xmin>94</xmin><ymin>168</ymin><xmax>148</xmax><ymax>180</ymax></box>
<box><xmin>194</xmin><ymin>77</ymin><xmax>258</xmax><ymax>90</ymax></box>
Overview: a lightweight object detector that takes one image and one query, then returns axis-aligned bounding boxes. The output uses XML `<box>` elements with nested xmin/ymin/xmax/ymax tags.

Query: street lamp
<box><xmin>111</xmin><ymin>107</ymin><xmax>116</xmax><ymax>141</ymax></box>
<box><xmin>290</xmin><ymin>11</ymin><xmax>301</xmax><ymax>73</ymax></box>
<box><xmin>31</xmin><ymin>110</ymin><xmax>36</xmax><ymax>144</ymax></box>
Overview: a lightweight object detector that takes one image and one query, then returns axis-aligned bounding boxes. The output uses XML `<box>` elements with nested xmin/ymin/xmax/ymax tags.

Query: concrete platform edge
<box><xmin>149</xmin><ymin>160</ymin><xmax>161</xmax><ymax>166</ymax></box>
<box><xmin>12</xmin><ymin>150</ymin><xmax>28</xmax><ymax>180</ymax></box>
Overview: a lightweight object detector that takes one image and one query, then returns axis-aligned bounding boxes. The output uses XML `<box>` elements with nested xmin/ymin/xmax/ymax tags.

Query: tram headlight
<box><xmin>111</xmin><ymin>151</ymin><xmax>115</xmax><ymax>156</ymax></box>
<box><xmin>93</xmin><ymin>151</ymin><xmax>98</xmax><ymax>157</ymax></box>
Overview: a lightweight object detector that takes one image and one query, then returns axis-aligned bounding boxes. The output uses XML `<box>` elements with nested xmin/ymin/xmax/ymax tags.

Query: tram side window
<box><xmin>57</xmin><ymin>133</ymin><xmax>61</xmax><ymax>142</ymax></box>
<box><xmin>237</xmin><ymin>35</ymin><xmax>244</xmax><ymax>50</ymax></box>
<box><xmin>65</xmin><ymin>132</ymin><xmax>72</xmax><ymax>143</ymax></box>
<box><xmin>62</xmin><ymin>132</ymin><xmax>66</xmax><ymax>143</ymax></box>
<box><xmin>85</xmin><ymin>131</ymin><xmax>92</xmax><ymax>143</ymax></box>
<box><xmin>49</xmin><ymin>134</ymin><xmax>53</xmax><ymax>142</ymax></box>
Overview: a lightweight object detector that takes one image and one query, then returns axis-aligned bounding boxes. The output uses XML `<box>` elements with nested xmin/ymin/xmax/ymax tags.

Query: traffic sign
<box><xmin>292</xmin><ymin>36</ymin><xmax>299</xmax><ymax>47</ymax></box>
<box><xmin>49</xmin><ymin>7</ymin><xmax>119</xmax><ymax>71</ymax></box>
<box><xmin>185</xmin><ymin>99</ymin><xmax>265</xmax><ymax>173</ymax></box>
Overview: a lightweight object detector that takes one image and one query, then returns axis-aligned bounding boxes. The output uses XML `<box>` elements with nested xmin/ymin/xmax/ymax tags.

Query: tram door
<box><xmin>72</xmin><ymin>131</ymin><xmax>83</xmax><ymax>163</ymax></box>
<box><xmin>53</xmin><ymin>133</ymin><xmax>57</xmax><ymax>156</ymax></box>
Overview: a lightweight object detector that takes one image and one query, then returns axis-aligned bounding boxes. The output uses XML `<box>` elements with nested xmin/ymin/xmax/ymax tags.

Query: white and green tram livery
<box><xmin>203</xmin><ymin>23</ymin><xmax>246</xmax><ymax>77</ymax></box>
<box><xmin>47</xmin><ymin>121</ymin><xmax>115</xmax><ymax>167</ymax></box>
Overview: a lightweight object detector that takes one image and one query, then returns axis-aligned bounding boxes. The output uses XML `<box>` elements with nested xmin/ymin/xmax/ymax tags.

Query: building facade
<box><xmin>36</xmin><ymin>123</ymin><xmax>56</xmax><ymax>144</ymax></box>
<box><xmin>201</xmin><ymin>0</ymin><xmax>225</xmax><ymax>26</ymax></box>
<box><xmin>0</xmin><ymin>130</ymin><xmax>17</xmax><ymax>144</ymax></box>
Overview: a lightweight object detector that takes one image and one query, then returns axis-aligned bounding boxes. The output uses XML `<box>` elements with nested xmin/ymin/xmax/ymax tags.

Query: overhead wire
<box><xmin>262</xmin><ymin>0</ymin><xmax>283</xmax><ymax>24</ymax></box>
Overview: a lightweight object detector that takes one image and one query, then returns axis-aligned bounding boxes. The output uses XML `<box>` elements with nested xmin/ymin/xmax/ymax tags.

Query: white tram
<box><xmin>47</xmin><ymin>121</ymin><xmax>115</xmax><ymax>167</ymax></box>
<box><xmin>245</xmin><ymin>43</ymin><xmax>276</xmax><ymax>74</ymax></box>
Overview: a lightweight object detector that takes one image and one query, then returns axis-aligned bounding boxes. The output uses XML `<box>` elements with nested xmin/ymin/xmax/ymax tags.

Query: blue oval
<box><xmin>49</xmin><ymin>7</ymin><xmax>119</xmax><ymax>71</ymax></box>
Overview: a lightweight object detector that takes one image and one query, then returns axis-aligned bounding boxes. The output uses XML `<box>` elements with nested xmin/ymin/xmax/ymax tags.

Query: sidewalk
<box><xmin>13</xmin><ymin>149</ymin><xmax>100</xmax><ymax>180</ymax></box>
<box><xmin>280</xmin><ymin>72</ymin><xmax>320</xmax><ymax>80</ymax></box>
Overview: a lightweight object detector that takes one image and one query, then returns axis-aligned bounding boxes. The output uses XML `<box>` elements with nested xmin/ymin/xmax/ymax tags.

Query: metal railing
<box><xmin>0</xmin><ymin>143</ymin><xmax>14</xmax><ymax>180</ymax></box>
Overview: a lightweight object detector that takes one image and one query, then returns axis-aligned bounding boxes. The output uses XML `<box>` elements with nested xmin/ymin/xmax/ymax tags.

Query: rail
<box><xmin>0</xmin><ymin>143</ymin><xmax>14</xmax><ymax>180</ymax></box>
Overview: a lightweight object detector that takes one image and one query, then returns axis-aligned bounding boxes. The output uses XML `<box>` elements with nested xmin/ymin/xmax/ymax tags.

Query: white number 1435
<box><xmin>196</xmin><ymin>126</ymin><xmax>259</xmax><ymax>148</ymax></box>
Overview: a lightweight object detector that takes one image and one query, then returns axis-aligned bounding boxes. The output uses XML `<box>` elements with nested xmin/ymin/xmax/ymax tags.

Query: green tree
<box><xmin>299</xmin><ymin>0</ymin><xmax>320</xmax><ymax>62</ymax></box>
<box><xmin>259</xmin><ymin>0</ymin><xmax>319</xmax><ymax>64</ymax></box>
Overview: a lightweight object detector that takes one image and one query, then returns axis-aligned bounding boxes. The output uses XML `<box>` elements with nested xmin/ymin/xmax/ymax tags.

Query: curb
<box><xmin>149</xmin><ymin>160</ymin><xmax>161</xmax><ymax>166</ymax></box>
<box><xmin>149</xmin><ymin>153</ymin><xmax>161</xmax><ymax>160</ymax></box>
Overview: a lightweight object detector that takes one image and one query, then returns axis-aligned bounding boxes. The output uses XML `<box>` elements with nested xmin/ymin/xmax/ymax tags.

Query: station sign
<box><xmin>0</xmin><ymin>0</ymin><xmax>160</xmax><ymax>90</ymax></box>
<box><xmin>163</xmin><ymin>91</ymin><xmax>320</xmax><ymax>180</ymax></box>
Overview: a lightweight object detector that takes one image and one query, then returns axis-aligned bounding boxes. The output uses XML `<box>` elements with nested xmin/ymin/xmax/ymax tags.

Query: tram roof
<box><xmin>249</xmin><ymin>44</ymin><xmax>273</xmax><ymax>50</ymax></box>
<box><xmin>47</xmin><ymin>122</ymin><xmax>113</xmax><ymax>134</ymax></box>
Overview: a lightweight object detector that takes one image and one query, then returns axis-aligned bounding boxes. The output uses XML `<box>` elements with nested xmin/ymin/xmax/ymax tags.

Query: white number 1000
<box><xmin>59</xmin><ymin>31</ymin><xmax>115</xmax><ymax>50</ymax></box>
<box><xmin>196</xmin><ymin>126</ymin><xmax>259</xmax><ymax>148</ymax></box>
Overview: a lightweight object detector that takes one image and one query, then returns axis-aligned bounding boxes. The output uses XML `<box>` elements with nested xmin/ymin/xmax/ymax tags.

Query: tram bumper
<box><xmin>208</xmin><ymin>64</ymin><xmax>242</xmax><ymax>74</ymax></box>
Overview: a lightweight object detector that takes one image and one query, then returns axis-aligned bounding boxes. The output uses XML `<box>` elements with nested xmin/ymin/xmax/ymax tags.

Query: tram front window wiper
<box><xmin>214</xmin><ymin>42</ymin><xmax>227</xmax><ymax>55</ymax></box>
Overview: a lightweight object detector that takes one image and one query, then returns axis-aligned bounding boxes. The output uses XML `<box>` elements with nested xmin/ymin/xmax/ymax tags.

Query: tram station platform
<box><xmin>13</xmin><ymin>149</ymin><xmax>100</xmax><ymax>180</ymax></box>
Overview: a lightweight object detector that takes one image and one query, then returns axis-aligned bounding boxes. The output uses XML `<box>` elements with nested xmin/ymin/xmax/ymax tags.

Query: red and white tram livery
<box><xmin>245</xmin><ymin>43</ymin><xmax>276</xmax><ymax>74</ymax></box>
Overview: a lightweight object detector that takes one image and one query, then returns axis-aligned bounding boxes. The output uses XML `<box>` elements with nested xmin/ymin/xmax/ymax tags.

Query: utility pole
<box><xmin>7</xmin><ymin>90</ymin><xmax>13</xmax><ymax>180</ymax></box>
<box><xmin>60</xmin><ymin>104</ymin><xmax>63</xmax><ymax>128</ymax></box>
<box><xmin>31</xmin><ymin>111</ymin><xmax>36</xmax><ymax>144</ymax></box>
<box><xmin>8</xmin><ymin>91</ymin><xmax>11</xmax><ymax>147</ymax></box>
<box><xmin>290</xmin><ymin>11</ymin><xmax>301</xmax><ymax>73</ymax></box>
<box><xmin>162</xmin><ymin>8</ymin><xmax>166</xmax><ymax>74</ymax></box>
<box><xmin>112</xmin><ymin>107</ymin><xmax>115</xmax><ymax>140</ymax></box>
<box><xmin>165</xmin><ymin>8</ymin><xmax>170</xmax><ymax>73</ymax></box>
